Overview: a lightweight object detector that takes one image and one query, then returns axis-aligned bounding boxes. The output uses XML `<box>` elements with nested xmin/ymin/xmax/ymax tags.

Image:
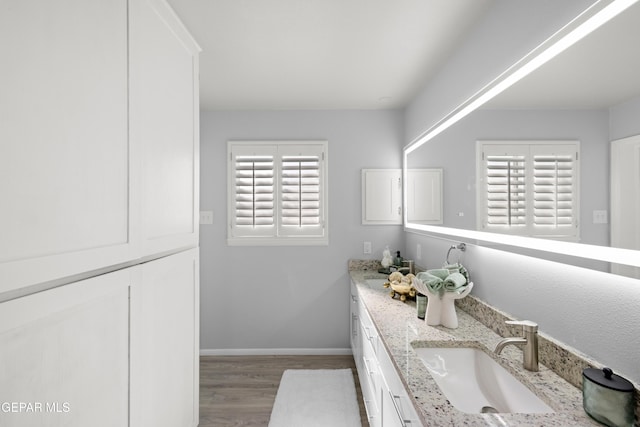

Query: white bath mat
<box><xmin>268</xmin><ymin>368</ymin><xmax>362</xmax><ymax>427</ymax></box>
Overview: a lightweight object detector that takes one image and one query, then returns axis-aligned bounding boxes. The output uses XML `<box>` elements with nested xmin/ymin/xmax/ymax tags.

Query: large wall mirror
<box><xmin>404</xmin><ymin>0</ymin><xmax>640</xmax><ymax>278</ymax></box>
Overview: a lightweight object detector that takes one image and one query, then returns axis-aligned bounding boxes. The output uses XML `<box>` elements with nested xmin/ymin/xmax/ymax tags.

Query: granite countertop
<box><xmin>349</xmin><ymin>269</ymin><xmax>600</xmax><ymax>427</ymax></box>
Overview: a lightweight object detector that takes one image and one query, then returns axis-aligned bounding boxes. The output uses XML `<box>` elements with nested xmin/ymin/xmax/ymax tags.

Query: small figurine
<box><xmin>384</xmin><ymin>271</ymin><xmax>417</xmax><ymax>302</ymax></box>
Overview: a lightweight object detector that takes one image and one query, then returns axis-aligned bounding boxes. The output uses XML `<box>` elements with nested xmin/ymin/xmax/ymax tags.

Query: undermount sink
<box><xmin>413</xmin><ymin>346</ymin><xmax>554</xmax><ymax>414</ymax></box>
<box><xmin>365</xmin><ymin>278</ymin><xmax>388</xmax><ymax>287</ymax></box>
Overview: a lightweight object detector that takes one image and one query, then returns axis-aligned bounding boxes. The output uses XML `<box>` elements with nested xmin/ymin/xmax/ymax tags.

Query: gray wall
<box><xmin>199</xmin><ymin>110</ymin><xmax>404</xmax><ymax>353</ymax></box>
<box><xmin>610</xmin><ymin>96</ymin><xmax>640</xmax><ymax>140</ymax></box>
<box><xmin>404</xmin><ymin>0</ymin><xmax>594</xmax><ymax>142</ymax></box>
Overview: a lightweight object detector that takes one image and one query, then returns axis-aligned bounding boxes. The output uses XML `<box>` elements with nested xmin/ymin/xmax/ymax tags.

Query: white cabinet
<box><xmin>0</xmin><ymin>0</ymin><xmax>133</xmax><ymax>295</ymax></box>
<box><xmin>351</xmin><ymin>283</ymin><xmax>422</xmax><ymax>427</ymax></box>
<box><xmin>130</xmin><ymin>0</ymin><xmax>201</xmax><ymax>257</ymax></box>
<box><xmin>362</xmin><ymin>169</ymin><xmax>403</xmax><ymax>224</ymax></box>
<box><xmin>130</xmin><ymin>249</ymin><xmax>199</xmax><ymax>427</ymax></box>
<box><xmin>350</xmin><ymin>282</ymin><xmax>361</xmax><ymax>362</ymax></box>
<box><xmin>359</xmin><ymin>300</ymin><xmax>382</xmax><ymax>427</ymax></box>
<box><xmin>407</xmin><ymin>169</ymin><xmax>443</xmax><ymax>224</ymax></box>
<box><xmin>361</xmin><ymin>169</ymin><xmax>442</xmax><ymax>225</ymax></box>
<box><xmin>0</xmin><ymin>0</ymin><xmax>200</xmax><ymax>425</ymax></box>
<box><xmin>0</xmin><ymin>0</ymin><xmax>201</xmax><ymax>295</ymax></box>
<box><xmin>378</xmin><ymin>342</ymin><xmax>421</xmax><ymax>426</ymax></box>
<box><xmin>0</xmin><ymin>270</ymin><xmax>130</xmax><ymax>427</ymax></box>
<box><xmin>351</xmin><ymin>281</ymin><xmax>382</xmax><ymax>426</ymax></box>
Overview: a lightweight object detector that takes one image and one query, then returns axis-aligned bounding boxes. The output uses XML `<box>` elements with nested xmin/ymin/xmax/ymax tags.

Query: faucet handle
<box><xmin>506</xmin><ymin>320</ymin><xmax>538</xmax><ymax>333</ymax></box>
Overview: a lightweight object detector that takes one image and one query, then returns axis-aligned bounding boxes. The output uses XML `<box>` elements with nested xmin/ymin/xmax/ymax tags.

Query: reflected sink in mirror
<box><xmin>413</xmin><ymin>346</ymin><xmax>553</xmax><ymax>414</ymax></box>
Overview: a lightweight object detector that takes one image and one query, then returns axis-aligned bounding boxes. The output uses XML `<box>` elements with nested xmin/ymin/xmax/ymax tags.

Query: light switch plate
<box><xmin>363</xmin><ymin>241</ymin><xmax>372</xmax><ymax>254</ymax></box>
<box><xmin>200</xmin><ymin>211</ymin><xmax>214</xmax><ymax>225</ymax></box>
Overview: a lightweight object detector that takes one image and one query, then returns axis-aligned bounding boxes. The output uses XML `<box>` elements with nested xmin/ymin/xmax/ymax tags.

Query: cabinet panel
<box><xmin>130</xmin><ymin>249</ymin><xmax>199</xmax><ymax>427</ymax></box>
<box><xmin>0</xmin><ymin>270</ymin><xmax>130</xmax><ymax>427</ymax></box>
<box><xmin>407</xmin><ymin>169</ymin><xmax>443</xmax><ymax>224</ymax></box>
<box><xmin>0</xmin><ymin>0</ymin><xmax>132</xmax><ymax>294</ymax></box>
<box><xmin>378</xmin><ymin>340</ymin><xmax>421</xmax><ymax>426</ymax></box>
<box><xmin>351</xmin><ymin>284</ymin><xmax>421</xmax><ymax>427</ymax></box>
<box><xmin>130</xmin><ymin>0</ymin><xmax>201</xmax><ymax>256</ymax></box>
<box><xmin>362</xmin><ymin>169</ymin><xmax>403</xmax><ymax>224</ymax></box>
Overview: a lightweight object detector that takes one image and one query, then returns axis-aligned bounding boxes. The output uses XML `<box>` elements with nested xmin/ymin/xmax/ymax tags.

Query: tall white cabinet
<box><xmin>0</xmin><ymin>0</ymin><xmax>200</xmax><ymax>426</ymax></box>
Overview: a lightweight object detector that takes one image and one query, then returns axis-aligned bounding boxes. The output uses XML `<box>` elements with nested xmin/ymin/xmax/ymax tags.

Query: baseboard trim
<box><xmin>200</xmin><ymin>348</ymin><xmax>353</xmax><ymax>356</ymax></box>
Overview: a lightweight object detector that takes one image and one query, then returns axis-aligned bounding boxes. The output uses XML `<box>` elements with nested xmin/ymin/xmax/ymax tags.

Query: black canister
<box><xmin>582</xmin><ymin>367</ymin><xmax>635</xmax><ymax>427</ymax></box>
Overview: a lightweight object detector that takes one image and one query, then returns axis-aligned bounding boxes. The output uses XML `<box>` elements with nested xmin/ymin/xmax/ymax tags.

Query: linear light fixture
<box><xmin>404</xmin><ymin>0</ymin><xmax>639</xmax><ymax>155</ymax></box>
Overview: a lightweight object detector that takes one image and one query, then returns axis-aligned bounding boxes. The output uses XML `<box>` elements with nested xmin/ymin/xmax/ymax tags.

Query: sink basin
<box><xmin>365</xmin><ymin>278</ymin><xmax>388</xmax><ymax>288</ymax></box>
<box><xmin>413</xmin><ymin>346</ymin><xmax>554</xmax><ymax>414</ymax></box>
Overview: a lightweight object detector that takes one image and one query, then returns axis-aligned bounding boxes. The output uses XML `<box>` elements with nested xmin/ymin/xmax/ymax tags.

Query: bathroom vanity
<box><xmin>349</xmin><ymin>262</ymin><xmax>603</xmax><ymax>426</ymax></box>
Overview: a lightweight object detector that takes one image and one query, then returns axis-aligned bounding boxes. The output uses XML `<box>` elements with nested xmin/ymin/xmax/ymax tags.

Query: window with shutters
<box><xmin>227</xmin><ymin>141</ymin><xmax>328</xmax><ymax>246</ymax></box>
<box><xmin>477</xmin><ymin>141</ymin><xmax>579</xmax><ymax>240</ymax></box>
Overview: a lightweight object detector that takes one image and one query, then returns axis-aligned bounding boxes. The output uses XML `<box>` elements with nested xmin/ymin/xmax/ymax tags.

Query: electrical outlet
<box><xmin>416</xmin><ymin>243</ymin><xmax>422</xmax><ymax>260</ymax></box>
<box><xmin>363</xmin><ymin>241</ymin><xmax>372</xmax><ymax>254</ymax></box>
<box><xmin>199</xmin><ymin>211</ymin><xmax>214</xmax><ymax>225</ymax></box>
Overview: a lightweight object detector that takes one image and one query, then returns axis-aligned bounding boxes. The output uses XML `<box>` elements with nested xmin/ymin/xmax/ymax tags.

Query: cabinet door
<box><xmin>378</xmin><ymin>345</ymin><xmax>421</xmax><ymax>426</ymax></box>
<box><xmin>130</xmin><ymin>249</ymin><xmax>199</xmax><ymax>427</ymax></box>
<box><xmin>350</xmin><ymin>282</ymin><xmax>361</xmax><ymax>361</ymax></box>
<box><xmin>362</xmin><ymin>169</ymin><xmax>403</xmax><ymax>224</ymax></box>
<box><xmin>130</xmin><ymin>0</ymin><xmax>201</xmax><ymax>257</ymax></box>
<box><xmin>611</xmin><ymin>135</ymin><xmax>640</xmax><ymax>278</ymax></box>
<box><xmin>0</xmin><ymin>0</ymin><xmax>132</xmax><ymax>294</ymax></box>
<box><xmin>0</xmin><ymin>270</ymin><xmax>130</xmax><ymax>427</ymax></box>
<box><xmin>407</xmin><ymin>169</ymin><xmax>443</xmax><ymax>224</ymax></box>
<box><xmin>360</xmin><ymin>322</ymin><xmax>382</xmax><ymax>427</ymax></box>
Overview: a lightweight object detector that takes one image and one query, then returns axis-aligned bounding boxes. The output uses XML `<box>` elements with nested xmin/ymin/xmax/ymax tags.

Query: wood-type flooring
<box><xmin>200</xmin><ymin>355</ymin><xmax>370</xmax><ymax>427</ymax></box>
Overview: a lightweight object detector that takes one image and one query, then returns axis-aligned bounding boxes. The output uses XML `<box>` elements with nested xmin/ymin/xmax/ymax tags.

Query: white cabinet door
<box><xmin>378</xmin><ymin>345</ymin><xmax>421</xmax><ymax>426</ymax></box>
<box><xmin>362</xmin><ymin>169</ymin><xmax>403</xmax><ymax>224</ymax></box>
<box><xmin>130</xmin><ymin>0</ymin><xmax>201</xmax><ymax>257</ymax></box>
<box><xmin>0</xmin><ymin>270</ymin><xmax>130</xmax><ymax>427</ymax></box>
<box><xmin>407</xmin><ymin>169</ymin><xmax>443</xmax><ymax>224</ymax></box>
<box><xmin>130</xmin><ymin>249</ymin><xmax>199</xmax><ymax>427</ymax></box>
<box><xmin>350</xmin><ymin>282</ymin><xmax>361</xmax><ymax>363</ymax></box>
<box><xmin>611</xmin><ymin>135</ymin><xmax>640</xmax><ymax>278</ymax></box>
<box><xmin>0</xmin><ymin>0</ymin><xmax>132</xmax><ymax>294</ymax></box>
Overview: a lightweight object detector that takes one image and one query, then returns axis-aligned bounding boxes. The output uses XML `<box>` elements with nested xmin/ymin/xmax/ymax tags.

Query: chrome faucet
<box><xmin>494</xmin><ymin>320</ymin><xmax>539</xmax><ymax>372</ymax></box>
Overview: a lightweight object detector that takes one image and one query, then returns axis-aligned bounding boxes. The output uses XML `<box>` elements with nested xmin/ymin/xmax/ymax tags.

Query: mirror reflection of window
<box><xmin>477</xmin><ymin>140</ymin><xmax>579</xmax><ymax>241</ymax></box>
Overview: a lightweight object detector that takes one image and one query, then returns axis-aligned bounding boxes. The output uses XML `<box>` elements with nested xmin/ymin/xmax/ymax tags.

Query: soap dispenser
<box><xmin>394</xmin><ymin>251</ymin><xmax>403</xmax><ymax>267</ymax></box>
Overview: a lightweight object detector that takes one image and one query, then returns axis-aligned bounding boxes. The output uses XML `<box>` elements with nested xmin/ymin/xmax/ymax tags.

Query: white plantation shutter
<box><xmin>485</xmin><ymin>154</ymin><xmax>527</xmax><ymax>228</ymax></box>
<box><xmin>531</xmin><ymin>145</ymin><xmax>578</xmax><ymax>236</ymax></box>
<box><xmin>230</xmin><ymin>145</ymin><xmax>276</xmax><ymax>237</ymax></box>
<box><xmin>281</xmin><ymin>156</ymin><xmax>321</xmax><ymax>226</ymax></box>
<box><xmin>228</xmin><ymin>141</ymin><xmax>328</xmax><ymax>245</ymax></box>
<box><xmin>478</xmin><ymin>141</ymin><xmax>579</xmax><ymax>240</ymax></box>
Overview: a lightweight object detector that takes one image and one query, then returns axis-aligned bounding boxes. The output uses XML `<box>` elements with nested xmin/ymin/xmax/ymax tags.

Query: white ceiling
<box><xmin>484</xmin><ymin>0</ymin><xmax>640</xmax><ymax>110</ymax></box>
<box><xmin>167</xmin><ymin>0</ymin><xmax>494</xmax><ymax>111</ymax></box>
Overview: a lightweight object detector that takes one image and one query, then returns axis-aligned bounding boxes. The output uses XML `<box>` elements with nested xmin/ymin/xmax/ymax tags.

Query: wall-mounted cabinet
<box><xmin>407</xmin><ymin>169</ymin><xmax>443</xmax><ymax>224</ymax></box>
<box><xmin>361</xmin><ymin>169</ymin><xmax>442</xmax><ymax>225</ymax></box>
<box><xmin>362</xmin><ymin>169</ymin><xmax>403</xmax><ymax>225</ymax></box>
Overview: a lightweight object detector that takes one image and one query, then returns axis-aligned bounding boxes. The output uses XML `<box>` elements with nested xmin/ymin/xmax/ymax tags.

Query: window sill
<box><xmin>227</xmin><ymin>237</ymin><xmax>329</xmax><ymax>247</ymax></box>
